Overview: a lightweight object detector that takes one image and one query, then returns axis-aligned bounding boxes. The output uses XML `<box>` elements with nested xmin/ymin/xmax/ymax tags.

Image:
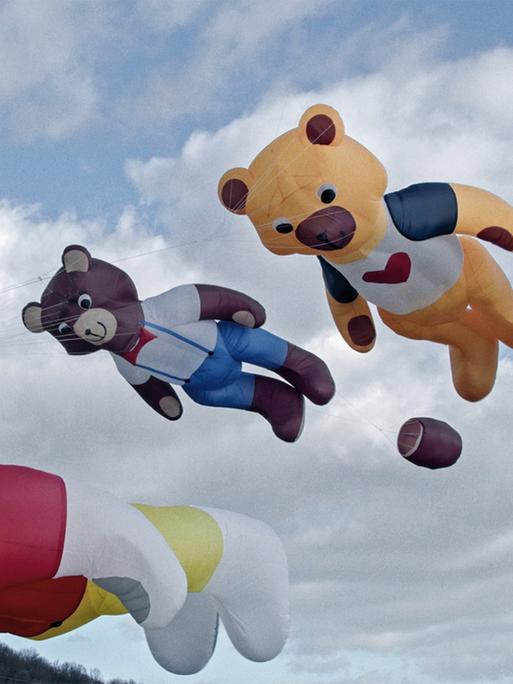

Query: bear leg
<box><xmin>275</xmin><ymin>343</ymin><xmax>335</xmax><ymax>405</ymax></box>
<box><xmin>250</xmin><ymin>375</ymin><xmax>305</xmax><ymax>442</ymax></box>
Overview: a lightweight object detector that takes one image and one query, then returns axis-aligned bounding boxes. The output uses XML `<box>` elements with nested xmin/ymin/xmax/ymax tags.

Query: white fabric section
<box><xmin>111</xmin><ymin>353</ymin><xmax>151</xmax><ymax>385</ymax></box>
<box><xmin>330</xmin><ymin>203</ymin><xmax>464</xmax><ymax>315</ymax></box>
<box><xmin>56</xmin><ymin>479</ymin><xmax>187</xmax><ymax>629</ymax></box>
<box><xmin>199</xmin><ymin>507</ymin><xmax>289</xmax><ymax>662</ymax></box>
<box><xmin>110</xmin><ymin>291</ymin><xmax>219</xmax><ymax>386</ymax></box>
<box><xmin>144</xmin><ymin>593</ymin><xmax>219</xmax><ymax>675</ymax></box>
<box><xmin>115</xmin><ymin>294</ymin><xmax>218</xmax><ymax>386</ymax></box>
<box><xmin>143</xmin><ymin>285</ymin><xmax>201</xmax><ymax>327</ymax></box>
<box><xmin>135</xmin><ymin>317</ymin><xmax>217</xmax><ymax>385</ymax></box>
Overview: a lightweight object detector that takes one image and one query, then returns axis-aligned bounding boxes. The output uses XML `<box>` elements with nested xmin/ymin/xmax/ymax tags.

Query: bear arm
<box><xmin>318</xmin><ymin>256</ymin><xmax>359</xmax><ymax>304</ymax></box>
<box><xmin>132</xmin><ymin>377</ymin><xmax>183</xmax><ymax>421</ymax></box>
<box><xmin>317</xmin><ymin>258</ymin><xmax>375</xmax><ymax>351</ymax></box>
<box><xmin>450</xmin><ymin>183</ymin><xmax>513</xmax><ymax>251</ymax></box>
<box><xmin>326</xmin><ymin>291</ymin><xmax>376</xmax><ymax>352</ymax></box>
<box><xmin>384</xmin><ymin>183</ymin><xmax>458</xmax><ymax>240</ymax></box>
<box><xmin>195</xmin><ymin>284</ymin><xmax>266</xmax><ymax>327</ymax></box>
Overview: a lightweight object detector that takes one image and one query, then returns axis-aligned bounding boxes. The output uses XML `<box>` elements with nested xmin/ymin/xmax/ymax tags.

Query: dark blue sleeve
<box><xmin>317</xmin><ymin>256</ymin><xmax>358</xmax><ymax>303</ymax></box>
<box><xmin>384</xmin><ymin>183</ymin><xmax>458</xmax><ymax>241</ymax></box>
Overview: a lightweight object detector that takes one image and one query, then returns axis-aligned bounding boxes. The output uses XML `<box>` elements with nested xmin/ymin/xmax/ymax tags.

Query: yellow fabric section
<box><xmin>31</xmin><ymin>581</ymin><xmax>126</xmax><ymax>641</ymax></box>
<box><xmin>133</xmin><ymin>505</ymin><xmax>223</xmax><ymax>592</ymax></box>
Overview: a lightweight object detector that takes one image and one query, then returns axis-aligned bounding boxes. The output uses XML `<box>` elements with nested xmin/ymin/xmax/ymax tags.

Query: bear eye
<box><xmin>58</xmin><ymin>322</ymin><xmax>73</xmax><ymax>335</ymax></box>
<box><xmin>78</xmin><ymin>294</ymin><xmax>92</xmax><ymax>310</ymax></box>
<box><xmin>272</xmin><ymin>217</ymin><xmax>294</xmax><ymax>234</ymax></box>
<box><xmin>317</xmin><ymin>184</ymin><xmax>337</xmax><ymax>204</ymax></box>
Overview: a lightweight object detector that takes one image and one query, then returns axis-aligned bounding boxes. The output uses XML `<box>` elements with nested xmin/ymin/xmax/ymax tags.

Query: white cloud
<box><xmin>0</xmin><ymin>0</ymin><xmax>342</xmax><ymax>141</ymax></box>
<box><xmin>0</xmin><ymin>0</ymin><xmax>102</xmax><ymax>140</ymax></box>
<box><xmin>115</xmin><ymin>0</ymin><xmax>338</xmax><ymax>128</ymax></box>
<box><xmin>132</xmin><ymin>0</ymin><xmax>208</xmax><ymax>32</ymax></box>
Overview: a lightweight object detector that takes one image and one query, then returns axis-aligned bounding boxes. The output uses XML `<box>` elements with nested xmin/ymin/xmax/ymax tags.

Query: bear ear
<box><xmin>62</xmin><ymin>245</ymin><xmax>92</xmax><ymax>273</ymax></box>
<box><xmin>298</xmin><ymin>104</ymin><xmax>345</xmax><ymax>146</ymax></box>
<box><xmin>218</xmin><ymin>168</ymin><xmax>253</xmax><ymax>215</ymax></box>
<box><xmin>22</xmin><ymin>303</ymin><xmax>45</xmax><ymax>333</ymax></box>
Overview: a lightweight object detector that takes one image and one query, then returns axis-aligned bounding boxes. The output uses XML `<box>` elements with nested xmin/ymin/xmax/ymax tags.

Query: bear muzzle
<box><xmin>295</xmin><ymin>206</ymin><xmax>356</xmax><ymax>251</ymax></box>
<box><xmin>73</xmin><ymin>309</ymin><xmax>117</xmax><ymax>346</ymax></box>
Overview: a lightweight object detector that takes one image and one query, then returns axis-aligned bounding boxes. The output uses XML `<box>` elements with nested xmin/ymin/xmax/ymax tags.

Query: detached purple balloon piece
<box><xmin>397</xmin><ymin>417</ymin><xmax>462</xmax><ymax>469</ymax></box>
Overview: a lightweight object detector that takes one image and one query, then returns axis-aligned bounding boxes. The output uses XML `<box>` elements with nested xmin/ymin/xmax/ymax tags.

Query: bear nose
<box><xmin>296</xmin><ymin>206</ymin><xmax>356</xmax><ymax>251</ymax></box>
<box><xmin>85</xmin><ymin>328</ymin><xmax>91</xmax><ymax>335</ymax></box>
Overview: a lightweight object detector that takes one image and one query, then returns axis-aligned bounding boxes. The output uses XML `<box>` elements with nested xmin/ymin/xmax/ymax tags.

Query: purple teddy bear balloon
<box><xmin>22</xmin><ymin>245</ymin><xmax>335</xmax><ymax>442</ymax></box>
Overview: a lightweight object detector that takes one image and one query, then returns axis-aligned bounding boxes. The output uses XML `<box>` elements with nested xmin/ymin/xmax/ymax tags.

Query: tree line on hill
<box><xmin>0</xmin><ymin>642</ymin><xmax>139</xmax><ymax>684</ymax></box>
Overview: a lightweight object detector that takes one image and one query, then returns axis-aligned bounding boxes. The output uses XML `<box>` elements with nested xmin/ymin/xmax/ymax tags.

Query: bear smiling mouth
<box><xmin>85</xmin><ymin>322</ymin><xmax>107</xmax><ymax>341</ymax></box>
<box><xmin>295</xmin><ymin>207</ymin><xmax>356</xmax><ymax>251</ymax></box>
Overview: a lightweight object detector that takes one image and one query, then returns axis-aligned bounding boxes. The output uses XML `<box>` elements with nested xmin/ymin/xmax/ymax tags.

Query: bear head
<box><xmin>218</xmin><ymin>104</ymin><xmax>388</xmax><ymax>262</ymax></box>
<box><xmin>22</xmin><ymin>245</ymin><xmax>143</xmax><ymax>356</ymax></box>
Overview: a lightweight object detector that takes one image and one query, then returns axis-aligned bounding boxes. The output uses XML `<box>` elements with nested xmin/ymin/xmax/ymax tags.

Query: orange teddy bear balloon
<box><xmin>219</xmin><ymin>103</ymin><xmax>513</xmax><ymax>403</ymax></box>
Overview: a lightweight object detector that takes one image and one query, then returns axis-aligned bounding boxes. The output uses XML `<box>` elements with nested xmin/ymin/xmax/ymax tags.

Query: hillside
<box><xmin>0</xmin><ymin>642</ymin><xmax>139</xmax><ymax>684</ymax></box>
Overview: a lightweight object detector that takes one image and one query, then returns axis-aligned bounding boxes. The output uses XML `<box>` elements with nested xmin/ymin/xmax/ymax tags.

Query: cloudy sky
<box><xmin>2</xmin><ymin>1</ymin><xmax>513</xmax><ymax>683</ymax></box>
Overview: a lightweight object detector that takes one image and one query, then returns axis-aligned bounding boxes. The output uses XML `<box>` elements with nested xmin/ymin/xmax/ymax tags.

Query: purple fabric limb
<box><xmin>276</xmin><ymin>344</ymin><xmax>335</xmax><ymax>405</ymax></box>
<box><xmin>397</xmin><ymin>417</ymin><xmax>462</xmax><ymax>469</ymax></box>
<box><xmin>250</xmin><ymin>375</ymin><xmax>304</xmax><ymax>442</ymax></box>
<box><xmin>195</xmin><ymin>284</ymin><xmax>266</xmax><ymax>327</ymax></box>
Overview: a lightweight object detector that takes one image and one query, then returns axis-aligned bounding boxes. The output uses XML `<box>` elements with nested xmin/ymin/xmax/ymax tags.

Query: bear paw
<box><xmin>347</xmin><ymin>315</ymin><xmax>375</xmax><ymax>347</ymax></box>
<box><xmin>397</xmin><ymin>417</ymin><xmax>462</xmax><ymax>469</ymax></box>
<box><xmin>232</xmin><ymin>310</ymin><xmax>256</xmax><ymax>327</ymax></box>
<box><xmin>159</xmin><ymin>396</ymin><xmax>182</xmax><ymax>420</ymax></box>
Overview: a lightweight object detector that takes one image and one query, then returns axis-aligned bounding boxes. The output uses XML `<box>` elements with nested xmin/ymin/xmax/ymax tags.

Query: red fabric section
<box><xmin>0</xmin><ymin>576</ymin><xmax>87</xmax><ymax>637</ymax></box>
<box><xmin>123</xmin><ymin>327</ymin><xmax>156</xmax><ymax>365</ymax></box>
<box><xmin>362</xmin><ymin>252</ymin><xmax>412</xmax><ymax>284</ymax></box>
<box><xmin>0</xmin><ymin>466</ymin><xmax>67</xmax><ymax>590</ymax></box>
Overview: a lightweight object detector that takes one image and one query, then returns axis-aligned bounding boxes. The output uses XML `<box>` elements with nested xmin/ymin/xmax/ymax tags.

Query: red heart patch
<box><xmin>363</xmin><ymin>252</ymin><xmax>411</xmax><ymax>284</ymax></box>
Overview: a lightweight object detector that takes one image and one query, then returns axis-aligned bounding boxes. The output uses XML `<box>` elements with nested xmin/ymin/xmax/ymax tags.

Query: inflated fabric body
<box><xmin>218</xmin><ymin>104</ymin><xmax>513</xmax><ymax>403</ymax></box>
<box><xmin>22</xmin><ymin>245</ymin><xmax>335</xmax><ymax>442</ymax></box>
<box><xmin>0</xmin><ymin>465</ymin><xmax>289</xmax><ymax>675</ymax></box>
